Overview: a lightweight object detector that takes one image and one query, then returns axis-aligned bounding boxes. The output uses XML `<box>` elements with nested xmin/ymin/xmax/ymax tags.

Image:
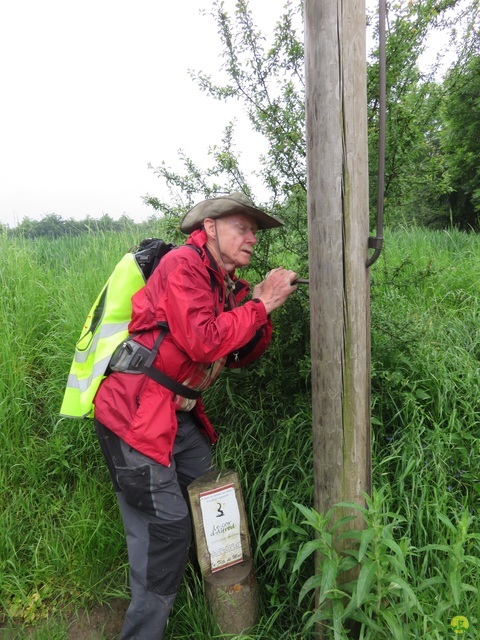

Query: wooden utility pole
<box><xmin>304</xmin><ymin>0</ymin><xmax>372</xmax><ymax>625</ymax></box>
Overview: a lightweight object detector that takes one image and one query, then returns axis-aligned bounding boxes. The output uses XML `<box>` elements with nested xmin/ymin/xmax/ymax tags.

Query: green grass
<box><xmin>1</xmin><ymin>226</ymin><xmax>479</xmax><ymax>638</ymax></box>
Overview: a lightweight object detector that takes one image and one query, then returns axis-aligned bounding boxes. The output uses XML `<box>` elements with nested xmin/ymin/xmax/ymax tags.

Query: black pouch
<box><xmin>108</xmin><ymin>335</ymin><xmax>201</xmax><ymax>400</ymax></box>
<box><xmin>109</xmin><ymin>339</ymin><xmax>152</xmax><ymax>374</ymax></box>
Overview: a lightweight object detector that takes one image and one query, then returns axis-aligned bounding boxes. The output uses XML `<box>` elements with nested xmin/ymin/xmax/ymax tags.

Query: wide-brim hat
<box><xmin>180</xmin><ymin>192</ymin><xmax>284</xmax><ymax>234</ymax></box>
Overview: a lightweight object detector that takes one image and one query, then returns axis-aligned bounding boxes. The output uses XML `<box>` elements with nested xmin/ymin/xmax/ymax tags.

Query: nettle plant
<box><xmin>261</xmin><ymin>487</ymin><xmax>479</xmax><ymax>639</ymax></box>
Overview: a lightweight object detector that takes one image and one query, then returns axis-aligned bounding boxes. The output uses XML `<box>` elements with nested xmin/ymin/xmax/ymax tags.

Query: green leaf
<box><xmin>385</xmin><ymin>574</ymin><xmax>421</xmax><ymax>610</ymax></box>
<box><xmin>419</xmin><ymin>543</ymin><xmax>451</xmax><ymax>553</ymax></box>
<box><xmin>334</xmin><ymin>500</ymin><xmax>368</xmax><ymax>515</ymax></box>
<box><xmin>383</xmin><ymin>609</ymin><xmax>407</xmax><ymax>640</ymax></box>
<box><xmin>319</xmin><ymin>557</ymin><xmax>338</xmax><ymax>602</ymax></box>
<box><xmin>356</xmin><ymin>559</ymin><xmax>377</xmax><ymax>606</ymax></box>
<box><xmin>358</xmin><ymin>527</ymin><xmax>377</xmax><ymax>562</ymax></box>
<box><xmin>437</xmin><ymin>512</ymin><xmax>456</xmax><ymax>533</ymax></box>
<box><xmin>257</xmin><ymin>527</ymin><xmax>282</xmax><ymax>546</ymax></box>
<box><xmin>292</xmin><ymin>540</ymin><xmax>322</xmax><ymax>573</ymax></box>
<box><xmin>416</xmin><ymin>575</ymin><xmax>447</xmax><ymax>592</ymax></box>
<box><xmin>298</xmin><ymin>574</ymin><xmax>322</xmax><ymax>604</ymax></box>
<box><xmin>329</xmin><ymin>515</ymin><xmax>357</xmax><ymax>534</ymax></box>
<box><xmin>449</xmin><ymin>569</ymin><xmax>462</xmax><ymax>607</ymax></box>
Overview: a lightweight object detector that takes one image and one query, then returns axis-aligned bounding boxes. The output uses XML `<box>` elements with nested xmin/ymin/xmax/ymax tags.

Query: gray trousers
<box><xmin>94</xmin><ymin>411</ymin><xmax>213</xmax><ymax>640</ymax></box>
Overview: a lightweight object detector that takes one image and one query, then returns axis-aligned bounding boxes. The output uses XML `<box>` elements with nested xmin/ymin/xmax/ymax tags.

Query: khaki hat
<box><xmin>180</xmin><ymin>192</ymin><xmax>284</xmax><ymax>234</ymax></box>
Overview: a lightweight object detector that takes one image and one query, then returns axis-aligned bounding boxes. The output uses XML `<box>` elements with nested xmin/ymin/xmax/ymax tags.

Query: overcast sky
<box><xmin>1</xmin><ymin>0</ymin><xmax>276</xmax><ymax>228</ymax></box>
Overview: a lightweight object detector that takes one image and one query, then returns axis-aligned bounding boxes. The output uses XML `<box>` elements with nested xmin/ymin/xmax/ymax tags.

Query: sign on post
<box><xmin>199</xmin><ymin>482</ymin><xmax>243</xmax><ymax>572</ymax></box>
<box><xmin>188</xmin><ymin>469</ymin><xmax>259</xmax><ymax>634</ymax></box>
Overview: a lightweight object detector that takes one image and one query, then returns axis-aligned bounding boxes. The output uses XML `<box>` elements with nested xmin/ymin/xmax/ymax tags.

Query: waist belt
<box><xmin>109</xmin><ymin>327</ymin><xmax>201</xmax><ymax>400</ymax></box>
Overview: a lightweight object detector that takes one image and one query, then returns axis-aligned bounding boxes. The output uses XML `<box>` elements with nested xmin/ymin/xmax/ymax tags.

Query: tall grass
<box><xmin>0</xmin><ymin>226</ymin><xmax>479</xmax><ymax>638</ymax></box>
<box><xmin>0</xmin><ymin>232</ymin><xmax>133</xmax><ymax>627</ymax></box>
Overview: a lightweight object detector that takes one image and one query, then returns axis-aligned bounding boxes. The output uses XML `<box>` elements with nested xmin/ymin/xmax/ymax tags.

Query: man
<box><xmin>93</xmin><ymin>192</ymin><xmax>297</xmax><ymax>639</ymax></box>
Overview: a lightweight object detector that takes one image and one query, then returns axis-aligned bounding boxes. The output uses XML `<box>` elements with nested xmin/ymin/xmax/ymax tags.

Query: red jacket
<box><xmin>94</xmin><ymin>229</ymin><xmax>272</xmax><ymax>466</ymax></box>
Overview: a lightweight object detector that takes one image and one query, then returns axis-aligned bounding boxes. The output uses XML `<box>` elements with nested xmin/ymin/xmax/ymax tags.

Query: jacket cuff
<box><xmin>251</xmin><ymin>298</ymin><xmax>269</xmax><ymax>325</ymax></box>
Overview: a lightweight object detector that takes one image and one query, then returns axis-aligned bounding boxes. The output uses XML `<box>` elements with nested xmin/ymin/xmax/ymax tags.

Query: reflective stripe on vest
<box><xmin>60</xmin><ymin>253</ymin><xmax>146</xmax><ymax>418</ymax></box>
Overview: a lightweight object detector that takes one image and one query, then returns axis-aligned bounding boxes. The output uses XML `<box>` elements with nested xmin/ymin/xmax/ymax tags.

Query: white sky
<box><xmin>0</xmin><ymin>0</ymin><xmax>275</xmax><ymax>228</ymax></box>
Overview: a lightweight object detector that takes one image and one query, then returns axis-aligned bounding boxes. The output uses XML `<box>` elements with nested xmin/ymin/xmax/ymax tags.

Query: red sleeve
<box><xmin>227</xmin><ymin>321</ymin><xmax>273</xmax><ymax>368</ymax></box>
<box><xmin>157</xmin><ymin>258</ymin><xmax>270</xmax><ymax>364</ymax></box>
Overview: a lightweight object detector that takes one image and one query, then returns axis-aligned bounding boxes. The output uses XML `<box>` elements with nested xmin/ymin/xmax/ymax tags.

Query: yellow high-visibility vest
<box><xmin>60</xmin><ymin>253</ymin><xmax>146</xmax><ymax>418</ymax></box>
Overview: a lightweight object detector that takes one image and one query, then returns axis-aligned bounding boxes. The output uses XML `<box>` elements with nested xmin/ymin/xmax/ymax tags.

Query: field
<box><xmin>0</xmin><ymin>226</ymin><xmax>479</xmax><ymax>639</ymax></box>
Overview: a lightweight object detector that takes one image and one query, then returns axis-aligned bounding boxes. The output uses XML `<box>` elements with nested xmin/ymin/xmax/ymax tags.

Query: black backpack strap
<box><xmin>138</xmin><ymin>361</ymin><xmax>201</xmax><ymax>400</ymax></box>
<box><xmin>113</xmin><ymin>244</ymin><xmax>213</xmax><ymax>400</ymax></box>
<box><xmin>139</xmin><ymin>324</ymin><xmax>200</xmax><ymax>400</ymax></box>
<box><xmin>110</xmin><ymin>325</ymin><xmax>200</xmax><ymax>400</ymax></box>
<box><xmin>144</xmin><ymin>323</ymin><xmax>168</xmax><ymax>368</ymax></box>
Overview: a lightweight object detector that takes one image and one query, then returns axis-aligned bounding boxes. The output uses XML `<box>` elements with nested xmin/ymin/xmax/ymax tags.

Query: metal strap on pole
<box><xmin>366</xmin><ymin>0</ymin><xmax>386</xmax><ymax>268</ymax></box>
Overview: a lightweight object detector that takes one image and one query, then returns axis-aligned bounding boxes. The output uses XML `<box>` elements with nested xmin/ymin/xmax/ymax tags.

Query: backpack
<box><xmin>60</xmin><ymin>238</ymin><xmax>189</xmax><ymax>419</ymax></box>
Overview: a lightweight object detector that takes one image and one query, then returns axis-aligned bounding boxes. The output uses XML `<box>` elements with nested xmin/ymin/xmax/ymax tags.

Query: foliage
<box><xmin>2</xmin><ymin>211</ymin><xmax>181</xmax><ymax>240</ymax></box>
<box><xmin>143</xmin><ymin>0</ymin><xmax>480</xmax><ymax>235</ymax></box>
<box><xmin>367</xmin><ymin>0</ymin><xmax>480</xmax><ymax>229</ymax></box>
<box><xmin>5</xmin><ymin>213</ymin><xmax>138</xmax><ymax>238</ymax></box>
<box><xmin>288</xmin><ymin>490</ymin><xmax>479</xmax><ymax>639</ymax></box>
<box><xmin>0</xmin><ymin>233</ymin><xmax>131</xmax><ymax>631</ymax></box>
<box><xmin>1</xmin><ymin>227</ymin><xmax>480</xmax><ymax>638</ymax></box>
<box><xmin>365</xmin><ymin>0</ymin><xmax>477</xmax><ymax>229</ymax></box>
<box><xmin>437</xmin><ymin>51</ymin><xmax>480</xmax><ymax>230</ymax></box>
<box><xmin>144</xmin><ymin>0</ymin><xmax>305</xmax><ymax>232</ymax></box>
<box><xmin>200</xmin><ymin>0</ymin><xmax>306</xmax><ymax>197</ymax></box>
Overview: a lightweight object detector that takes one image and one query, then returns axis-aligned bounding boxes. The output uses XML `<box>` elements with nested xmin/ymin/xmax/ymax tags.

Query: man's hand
<box><xmin>253</xmin><ymin>267</ymin><xmax>298</xmax><ymax>315</ymax></box>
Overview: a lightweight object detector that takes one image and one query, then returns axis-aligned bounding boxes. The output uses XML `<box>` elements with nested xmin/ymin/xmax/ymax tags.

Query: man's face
<box><xmin>213</xmin><ymin>213</ymin><xmax>258</xmax><ymax>270</ymax></box>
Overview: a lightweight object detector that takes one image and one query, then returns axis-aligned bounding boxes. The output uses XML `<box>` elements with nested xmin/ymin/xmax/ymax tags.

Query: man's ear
<box><xmin>203</xmin><ymin>218</ymin><xmax>216</xmax><ymax>240</ymax></box>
